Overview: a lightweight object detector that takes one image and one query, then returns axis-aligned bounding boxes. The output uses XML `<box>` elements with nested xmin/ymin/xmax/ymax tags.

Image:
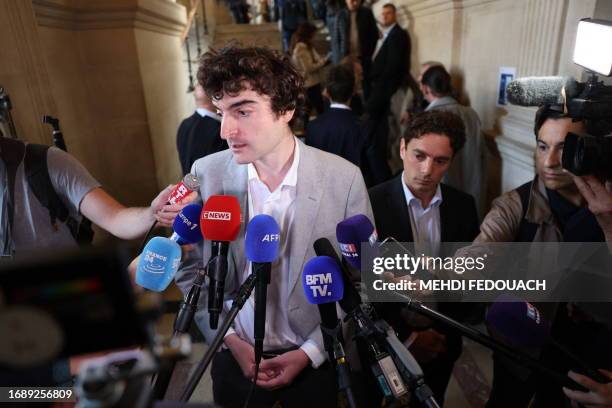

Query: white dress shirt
<box><xmin>372</xmin><ymin>23</ymin><xmax>397</xmax><ymax>61</ymax></box>
<box><xmin>223</xmin><ymin>139</ymin><xmax>325</xmax><ymax>367</ymax></box>
<box><xmin>400</xmin><ymin>172</ymin><xmax>443</xmax><ymax>257</ymax></box>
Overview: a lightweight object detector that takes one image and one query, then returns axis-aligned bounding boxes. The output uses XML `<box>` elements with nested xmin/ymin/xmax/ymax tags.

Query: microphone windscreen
<box><xmin>172</xmin><ymin>203</ymin><xmax>203</xmax><ymax>244</ymax></box>
<box><xmin>486</xmin><ymin>294</ymin><xmax>551</xmax><ymax>348</ymax></box>
<box><xmin>200</xmin><ymin>195</ymin><xmax>241</xmax><ymax>242</ymax></box>
<box><xmin>303</xmin><ymin>256</ymin><xmax>344</xmax><ymax>304</ymax></box>
<box><xmin>313</xmin><ymin>237</ymin><xmax>362</xmax><ymax>314</ymax></box>
<box><xmin>136</xmin><ymin>237</ymin><xmax>182</xmax><ymax>292</ymax></box>
<box><xmin>183</xmin><ymin>173</ymin><xmax>200</xmax><ymax>191</ymax></box>
<box><xmin>245</xmin><ymin>214</ymin><xmax>281</xmax><ymax>263</ymax></box>
<box><xmin>506</xmin><ymin>76</ymin><xmax>573</xmax><ymax>107</ymax></box>
<box><xmin>336</xmin><ymin>214</ymin><xmax>378</xmax><ymax>270</ymax></box>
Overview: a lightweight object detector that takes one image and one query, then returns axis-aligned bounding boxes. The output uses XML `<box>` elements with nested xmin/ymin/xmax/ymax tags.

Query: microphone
<box><xmin>336</xmin><ymin>214</ymin><xmax>378</xmax><ymax>270</ymax></box>
<box><xmin>487</xmin><ymin>295</ymin><xmax>611</xmax><ymax>384</ymax></box>
<box><xmin>168</xmin><ymin>173</ymin><xmax>200</xmax><ymax>205</ymax></box>
<box><xmin>201</xmin><ymin>195</ymin><xmax>241</xmax><ymax>330</ymax></box>
<box><xmin>170</xmin><ymin>203</ymin><xmax>203</xmax><ymax>245</ymax></box>
<box><xmin>313</xmin><ymin>238</ymin><xmax>408</xmax><ymax>400</ymax></box>
<box><xmin>245</xmin><ymin>214</ymin><xmax>281</xmax><ymax>365</ymax></box>
<box><xmin>303</xmin><ymin>256</ymin><xmax>345</xmax><ymax>359</ymax></box>
<box><xmin>303</xmin><ymin>256</ymin><xmax>358</xmax><ymax>408</ymax></box>
<box><xmin>506</xmin><ymin>76</ymin><xmax>581</xmax><ymax>107</ymax></box>
<box><xmin>136</xmin><ymin>236</ymin><xmax>182</xmax><ymax>292</ymax></box>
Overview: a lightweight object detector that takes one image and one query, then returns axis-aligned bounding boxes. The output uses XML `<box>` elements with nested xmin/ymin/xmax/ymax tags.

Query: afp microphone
<box><xmin>170</xmin><ymin>203</ymin><xmax>203</xmax><ymax>245</ymax></box>
<box><xmin>201</xmin><ymin>195</ymin><xmax>241</xmax><ymax>330</ymax></box>
<box><xmin>506</xmin><ymin>76</ymin><xmax>581</xmax><ymax>107</ymax></box>
<box><xmin>245</xmin><ymin>214</ymin><xmax>281</xmax><ymax>365</ymax></box>
<box><xmin>136</xmin><ymin>236</ymin><xmax>182</xmax><ymax>291</ymax></box>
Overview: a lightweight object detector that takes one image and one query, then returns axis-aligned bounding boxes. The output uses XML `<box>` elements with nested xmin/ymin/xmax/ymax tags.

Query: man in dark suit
<box><xmin>369</xmin><ymin>110</ymin><xmax>480</xmax><ymax>406</ymax></box>
<box><xmin>176</xmin><ymin>83</ymin><xmax>228</xmax><ymax>175</ymax></box>
<box><xmin>363</xmin><ymin>3</ymin><xmax>411</xmax><ymax>185</ymax></box>
<box><xmin>306</xmin><ymin>64</ymin><xmax>365</xmax><ymax>168</ymax></box>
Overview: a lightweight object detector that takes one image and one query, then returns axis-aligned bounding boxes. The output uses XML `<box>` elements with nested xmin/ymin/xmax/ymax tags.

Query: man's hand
<box><xmin>224</xmin><ymin>334</ymin><xmax>276</xmax><ymax>381</ymax></box>
<box><xmin>572</xmin><ymin>175</ymin><xmax>612</xmax><ymax>242</ymax></box>
<box><xmin>150</xmin><ymin>184</ymin><xmax>198</xmax><ymax>227</ymax></box>
<box><xmin>408</xmin><ymin>329</ymin><xmax>447</xmax><ymax>363</ymax></box>
<box><xmin>256</xmin><ymin>349</ymin><xmax>310</xmax><ymax>390</ymax></box>
<box><xmin>563</xmin><ymin>369</ymin><xmax>612</xmax><ymax>407</ymax></box>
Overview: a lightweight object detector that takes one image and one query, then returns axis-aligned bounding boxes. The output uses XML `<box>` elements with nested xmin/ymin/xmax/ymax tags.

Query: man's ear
<box><xmin>280</xmin><ymin>109</ymin><xmax>295</xmax><ymax>124</ymax></box>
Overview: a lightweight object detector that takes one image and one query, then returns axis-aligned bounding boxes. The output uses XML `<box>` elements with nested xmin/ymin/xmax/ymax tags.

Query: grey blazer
<box><xmin>175</xmin><ymin>139</ymin><xmax>374</xmax><ymax>359</ymax></box>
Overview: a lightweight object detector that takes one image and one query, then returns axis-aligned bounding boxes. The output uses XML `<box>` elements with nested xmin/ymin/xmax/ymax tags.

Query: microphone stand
<box><xmin>321</xmin><ymin>320</ymin><xmax>358</xmax><ymax>408</ymax></box>
<box><xmin>151</xmin><ymin>264</ymin><xmax>207</xmax><ymax>400</ymax></box>
<box><xmin>392</xmin><ymin>291</ymin><xmax>591</xmax><ymax>392</ymax></box>
<box><xmin>180</xmin><ymin>273</ymin><xmax>257</xmax><ymax>401</ymax></box>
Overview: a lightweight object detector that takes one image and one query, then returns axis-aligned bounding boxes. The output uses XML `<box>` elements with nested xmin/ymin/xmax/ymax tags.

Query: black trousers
<box><xmin>211</xmin><ymin>349</ymin><xmax>338</xmax><ymax>408</ymax></box>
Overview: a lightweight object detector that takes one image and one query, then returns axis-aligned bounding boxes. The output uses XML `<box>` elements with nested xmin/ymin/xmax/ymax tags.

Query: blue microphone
<box><xmin>245</xmin><ymin>214</ymin><xmax>281</xmax><ymax>365</ymax></box>
<box><xmin>136</xmin><ymin>237</ymin><xmax>182</xmax><ymax>291</ymax></box>
<box><xmin>170</xmin><ymin>203</ymin><xmax>203</xmax><ymax>245</ymax></box>
<box><xmin>303</xmin><ymin>256</ymin><xmax>345</xmax><ymax>304</ymax></box>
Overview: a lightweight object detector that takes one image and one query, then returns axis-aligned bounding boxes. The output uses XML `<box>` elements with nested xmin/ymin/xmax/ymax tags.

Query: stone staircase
<box><xmin>212</xmin><ymin>22</ymin><xmax>282</xmax><ymax>50</ymax></box>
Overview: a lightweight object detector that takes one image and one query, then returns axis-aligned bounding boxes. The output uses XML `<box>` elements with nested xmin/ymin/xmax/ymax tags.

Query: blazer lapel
<box><xmin>287</xmin><ymin>142</ymin><xmax>324</xmax><ymax>297</ymax></box>
<box><xmin>222</xmin><ymin>159</ymin><xmax>248</xmax><ymax>288</ymax></box>
<box><xmin>389</xmin><ymin>176</ymin><xmax>413</xmax><ymax>242</ymax></box>
<box><xmin>439</xmin><ymin>184</ymin><xmax>453</xmax><ymax>242</ymax></box>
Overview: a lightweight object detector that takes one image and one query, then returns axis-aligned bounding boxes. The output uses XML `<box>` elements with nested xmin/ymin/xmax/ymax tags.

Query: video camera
<box><xmin>506</xmin><ymin>18</ymin><xmax>612</xmax><ymax>180</ymax></box>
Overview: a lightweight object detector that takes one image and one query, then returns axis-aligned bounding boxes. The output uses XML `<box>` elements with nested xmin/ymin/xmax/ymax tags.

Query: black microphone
<box><xmin>314</xmin><ymin>238</ymin><xmax>409</xmax><ymax>400</ymax></box>
<box><xmin>200</xmin><ymin>195</ymin><xmax>242</xmax><ymax>330</ymax></box>
<box><xmin>506</xmin><ymin>76</ymin><xmax>581</xmax><ymax>107</ymax></box>
<box><xmin>245</xmin><ymin>215</ymin><xmax>281</xmax><ymax>365</ymax></box>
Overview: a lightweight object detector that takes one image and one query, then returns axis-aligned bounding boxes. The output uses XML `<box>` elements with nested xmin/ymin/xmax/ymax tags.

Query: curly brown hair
<box><xmin>403</xmin><ymin>110</ymin><xmax>466</xmax><ymax>155</ymax></box>
<box><xmin>197</xmin><ymin>44</ymin><xmax>306</xmax><ymax>129</ymax></box>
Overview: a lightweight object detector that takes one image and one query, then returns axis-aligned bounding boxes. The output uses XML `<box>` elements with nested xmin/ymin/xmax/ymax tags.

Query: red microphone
<box><xmin>201</xmin><ymin>195</ymin><xmax>241</xmax><ymax>329</ymax></box>
<box><xmin>168</xmin><ymin>174</ymin><xmax>200</xmax><ymax>205</ymax></box>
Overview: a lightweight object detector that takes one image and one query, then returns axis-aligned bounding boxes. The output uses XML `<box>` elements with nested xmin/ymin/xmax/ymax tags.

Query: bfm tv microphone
<box><xmin>487</xmin><ymin>295</ymin><xmax>611</xmax><ymax>384</ymax></box>
<box><xmin>170</xmin><ymin>203</ymin><xmax>204</xmax><ymax>245</ymax></box>
<box><xmin>303</xmin><ymin>256</ymin><xmax>359</xmax><ymax>408</ymax></box>
<box><xmin>303</xmin><ymin>256</ymin><xmax>345</xmax><ymax>361</ymax></box>
<box><xmin>136</xmin><ymin>236</ymin><xmax>182</xmax><ymax>291</ymax></box>
<box><xmin>313</xmin><ymin>238</ymin><xmax>408</xmax><ymax>399</ymax></box>
<box><xmin>201</xmin><ymin>195</ymin><xmax>241</xmax><ymax>330</ymax></box>
<box><xmin>245</xmin><ymin>214</ymin><xmax>281</xmax><ymax>365</ymax></box>
<box><xmin>505</xmin><ymin>76</ymin><xmax>581</xmax><ymax>107</ymax></box>
<box><xmin>168</xmin><ymin>173</ymin><xmax>200</xmax><ymax>205</ymax></box>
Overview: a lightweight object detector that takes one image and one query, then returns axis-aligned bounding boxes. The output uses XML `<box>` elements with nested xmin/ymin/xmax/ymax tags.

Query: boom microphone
<box><xmin>170</xmin><ymin>203</ymin><xmax>203</xmax><ymax>245</ymax></box>
<box><xmin>136</xmin><ymin>237</ymin><xmax>182</xmax><ymax>291</ymax></box>
<box><xmin>245</xmin><ymin>214</ymin><xmax>281</xmax><ymax>365</ymax></box>
<box><xmin>201</xmin><ymin>195</ymin><xmax>241</xmax><ymax>330</ymax></box>
<box><xmin>506</xmin><ymin>76</ymin><xmax>581</xmax><ymax>107</ymax></box>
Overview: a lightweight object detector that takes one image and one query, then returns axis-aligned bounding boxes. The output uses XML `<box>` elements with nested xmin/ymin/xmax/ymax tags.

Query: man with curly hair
<box><xmin>175</xmin><ymin>45</ymin><xmax>373</xmax><ymax>407</ymax></box>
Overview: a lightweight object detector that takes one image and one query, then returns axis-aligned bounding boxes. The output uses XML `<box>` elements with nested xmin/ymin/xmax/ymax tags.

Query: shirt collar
<box><xmin>247</xmin><ymin>137</ymin><xmax>300</xmax><ymax>189</ymax></box>
<box><xmin>330</xmin><ymin>103</ymin><xmax>351</xmax><ymax>110</ymax></box>
<box><xmin>196</xmin><ymin>108</ymin><xmax>221</xmax><ymax>122</ymax></box>
<box><xmin>381</xmin><ymin>23</ymin><xmax>396</xmax><ymax>38</ymax></box>
<box><xmin>401</xmin><ymin>172</ymin><xmax>443</xmax><ymax>210</ymax></box>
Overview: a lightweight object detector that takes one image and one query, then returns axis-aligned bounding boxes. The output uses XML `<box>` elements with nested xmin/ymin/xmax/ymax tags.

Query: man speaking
<box><xmin>175</xmin><ymin>45</ymin><xmax>373</xmax><ymax>407</ymax></box>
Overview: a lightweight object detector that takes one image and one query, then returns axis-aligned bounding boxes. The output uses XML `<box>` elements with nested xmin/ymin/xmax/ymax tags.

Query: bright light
<box><xmin>573</xmin><ymin>18</ymin><xmax>612</xmax><ymax>76</ymax></box>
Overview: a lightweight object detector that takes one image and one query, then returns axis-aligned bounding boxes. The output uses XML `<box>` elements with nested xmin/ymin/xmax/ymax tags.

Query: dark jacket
<box><xmin>305</xmin><ymin>107</ymin><xmax>365</xmax><ymax>167</ymax></box>
<box><xmin>368</xmin><ymin>175</ymin><xmax>480</xmax><ymax>341</ymax></box>
<box><xmin>366</xmin><ymin>24</ymin><xmax>411</xmax><ymax>116</ymax></box>
<box><xmin>176</xmin><ymin>112</ymin><xmax>227</xmax><ymax>175</ymax></box>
